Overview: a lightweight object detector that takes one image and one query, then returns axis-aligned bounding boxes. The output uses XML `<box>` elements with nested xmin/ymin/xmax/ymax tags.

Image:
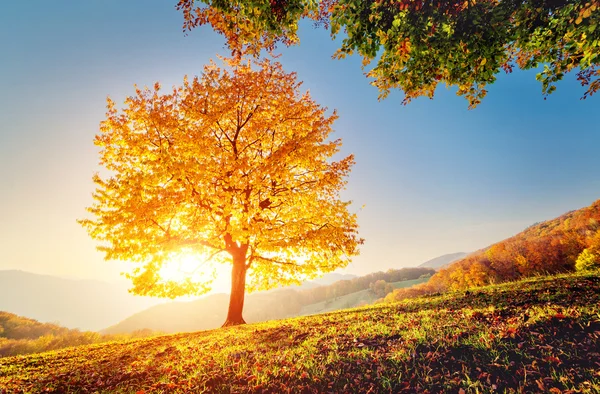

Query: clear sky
<box><xmin>1</xmin><ymin>1</ymin><xmax>598</xmax><ymax>290</ymax></box>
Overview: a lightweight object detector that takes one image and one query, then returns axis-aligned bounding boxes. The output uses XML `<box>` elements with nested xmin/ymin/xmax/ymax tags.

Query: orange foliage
<box><xmin>80</xmin><ymin>57</ymin><xmax>362</xmax><ymax>325</ymax></box>
<box><xmin>385</xmin><ymin>199</ymin><xmax>600</xmax><ymax>302</ymax></box>
<box><xmin>429</xmin><ymin>199</ymin><xmax>600</xmax><ymax>292</ymax></box>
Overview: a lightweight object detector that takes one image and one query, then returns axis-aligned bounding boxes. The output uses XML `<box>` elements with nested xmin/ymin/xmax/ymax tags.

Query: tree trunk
<box><xmin>222</xmin><ymin>251</ymin><xmax>248</xmax><ymax>327</ymax></box>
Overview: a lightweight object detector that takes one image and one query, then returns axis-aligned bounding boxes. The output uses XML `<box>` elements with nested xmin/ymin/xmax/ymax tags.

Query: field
<box><xmin>1</xmin><ymin>271</ymin><xmax>599</xmax><ymax>393</ymax></box>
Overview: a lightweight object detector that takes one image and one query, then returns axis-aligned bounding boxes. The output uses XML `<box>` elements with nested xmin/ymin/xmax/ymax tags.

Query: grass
<box><xmin>1</xmin><ymin>271</ymin><xmax>598</xmax><ymax>393</ymax></box>
<box><xmin>299</xmin><ymin>277</ymin><xmax>431</xmax><ymax>316</ymax></box>
<box><xmin>299</xmin><ymin>288</ymin><xmax>377</xmax><ymax>315</ymax></box>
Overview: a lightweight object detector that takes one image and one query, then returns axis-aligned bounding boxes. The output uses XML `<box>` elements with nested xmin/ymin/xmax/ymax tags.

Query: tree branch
<box><xmin>253</xmin><ymin>254</ymin><xmax>300</xmax><ymax>266</ymax></box>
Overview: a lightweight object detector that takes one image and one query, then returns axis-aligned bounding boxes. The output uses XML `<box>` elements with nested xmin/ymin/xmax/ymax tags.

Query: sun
<box><xmin>157</xmin><ymin>250</ymin><xmax>233</xmax><ymax>294</ymax></box>
<box><xmin>158</xmin><ymin>252</ymin><xmax>207</xmax><ymax>282</ymax></box>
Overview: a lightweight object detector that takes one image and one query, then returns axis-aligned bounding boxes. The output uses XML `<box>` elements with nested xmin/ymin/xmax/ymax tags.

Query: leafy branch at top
<box><xmin>177</xmin><ymin>0</ymin><xmax>600</xmax><ymax>108</ymax></box>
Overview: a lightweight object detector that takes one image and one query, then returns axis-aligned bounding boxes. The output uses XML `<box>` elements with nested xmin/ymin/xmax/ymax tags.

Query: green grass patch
<box><xmin>299</xmin><ymin>288</ymin><xmax>377</xmax><ymax>315</ymax></box>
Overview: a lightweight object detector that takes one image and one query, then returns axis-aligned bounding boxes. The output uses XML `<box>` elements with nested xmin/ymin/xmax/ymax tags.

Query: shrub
<box><xmin>575</xmin><ymin>249</ymin><xmax>599</xmax><ymax>272</ymax></box>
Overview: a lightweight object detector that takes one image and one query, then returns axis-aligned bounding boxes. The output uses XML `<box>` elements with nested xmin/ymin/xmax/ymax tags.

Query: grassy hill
<box><xmin>1</xmin><ymin>270</ymin><xmax>598</xmax><ymax>393</ymax></box>
<box><xmin>299</xmin><ymin>278</ymin><xmax>431</xmax><ymax>316</ymax></box>
<box><xmin>298</xmin><ymin>288</ymin><xmax>376</xmax><ymax>315</ymax></box>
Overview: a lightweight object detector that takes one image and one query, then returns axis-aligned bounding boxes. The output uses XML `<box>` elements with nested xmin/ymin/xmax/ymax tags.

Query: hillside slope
<box><xmin>102</xmin><ymin>291</ymin><xmax>304</xmax><ymax>334</ymax></box>
<box><xmin>424</xmin><ymin>199</ymin><xmax>600</xmax><ymax>292</ymax></box>
<box><xmin>299</xmin><ymin>277</ymin><xmax>430</xmax><ymax>316</ymax></box>
<box><xmin>0</xmin><ymin>312</ymin><xmax>75</xmax><ymax>342</ymax></box>
<box><xmin>2</xmin><ymin>271</ymin><xmax>598</xmax><ymax>393</ymax></box>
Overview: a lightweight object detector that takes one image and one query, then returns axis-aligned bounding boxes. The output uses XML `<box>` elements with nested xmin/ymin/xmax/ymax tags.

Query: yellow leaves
<box><xmin>361</xmin><ymin>56</ymin><xmax>371</xmax><ymax>68</ymax></box>
<box><xmin>82</xmin><ymin>56</ymin><xmax>361</xmax><ymax>298</ymax></box>
<box><xmin>576</xmin><ymin>1</ymin><xmax>597</xmax><ymax>24</ymax></box>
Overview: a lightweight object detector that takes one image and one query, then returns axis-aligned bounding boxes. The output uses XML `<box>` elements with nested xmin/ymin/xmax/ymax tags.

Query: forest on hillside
<box><xmin>386</xmin><ymin>199</ymin><xmax>600</xmax><ymax>302</ymax></box>
<box><xmin>298</xmin><ymin>267</ymin><xmax>433</xmax><ymax>303</ymax></box>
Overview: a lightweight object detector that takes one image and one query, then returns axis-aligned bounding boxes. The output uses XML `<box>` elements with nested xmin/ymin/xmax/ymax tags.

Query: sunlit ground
<box><xmin>3</xmin><ymin>271</ymin><xmax>598</xmax><ymax>393</ymax></box>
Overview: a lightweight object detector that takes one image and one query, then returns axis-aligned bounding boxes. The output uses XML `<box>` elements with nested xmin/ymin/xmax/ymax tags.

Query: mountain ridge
<box><xmin>417</xmin><ymin>252</ymin><xmax>468</xmax><ymax>269</ymax></box>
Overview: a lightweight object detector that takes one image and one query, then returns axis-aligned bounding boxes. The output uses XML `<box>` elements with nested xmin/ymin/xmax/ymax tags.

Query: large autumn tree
<box><xmin>177</xmin><ymin>0</ymin><xmax>599</xmax><ymax>107</ymax></box>
<box><xmin>80</xmin><ymin>58</ymin><xmax>362</xmax><ymax>326</ymax></box>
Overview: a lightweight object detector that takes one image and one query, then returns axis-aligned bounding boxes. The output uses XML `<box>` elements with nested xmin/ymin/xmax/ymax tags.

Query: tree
<box><xmin>369</xmin><ymin>279</ymin><xmax>393</xmax><ymax>298</ymax></box>
<box><xmin>575</xmin><ymin>248</ymin><xmax>599</xmax><ymax>271</ymax></box>
<box><xmin>177</xmin><ymin>0</ymin><xmax>599</xmax><ymax>108</ymax></box>
<box><xmin>79</xmin><ymin>58</ymin><xmax>362</xmax><ymax>326</ymax></box>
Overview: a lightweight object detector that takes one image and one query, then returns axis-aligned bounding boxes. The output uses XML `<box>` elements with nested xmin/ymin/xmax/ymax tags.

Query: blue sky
<box><xmin>1</xmin><ymin>1</ymin><xmax>598</xmax><ymax>287</ymax></box>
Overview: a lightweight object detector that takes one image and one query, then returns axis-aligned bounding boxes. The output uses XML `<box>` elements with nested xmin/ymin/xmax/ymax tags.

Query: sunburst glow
<box><xmin>158</xmin><ymin>252</ymin><xmax>208</xmax><ymax>282</ymax></box>
<box><xmin>158</xmin><ymin>251</ymin><xmax>232</xmax><ymax>294</ymax></box>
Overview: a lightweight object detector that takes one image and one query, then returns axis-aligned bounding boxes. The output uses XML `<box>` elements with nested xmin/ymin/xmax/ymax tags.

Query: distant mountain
<box><xmin>0</xmin><ymin>271</ymin><xmax>162</xmax><ymax>331</ymax></box>
<box><xmin>286</xmin><ymin>272</ymin><xmax>358</xmax><ymax>290</ymax></box>
<box><xmin>102</xmin><ymin>293</ymin><xmax>227</xmax><ymax>334</ymax></box>
<box><xmin>99</xmin><ymin>273</ymin><xmax>360</xmax><ymax>334</ymax></box>
<box><xmin>418</xmin><ymin>252</ymin><xmax>468</xmax><ymax>269</ymax></box>
<box><xmin>0</xmin><ymin>269</ymin><xmax>356</xmax><ymax>333</ymax></box>
<box><xmin>310</xmin><ymin>272</ymin><xmax>357</xmax><ymax>285</ymax></box>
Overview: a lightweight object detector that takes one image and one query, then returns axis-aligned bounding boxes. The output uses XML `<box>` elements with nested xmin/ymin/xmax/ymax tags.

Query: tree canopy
<box><xmin>177</xmin><ymin>0</ymin><xmax>600</xmax><ymax>107</ymax></box>
<box><xmin>80</xmin><ymin>58</ymin><xmax>362</xmax><ymax>326</ymax></box>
